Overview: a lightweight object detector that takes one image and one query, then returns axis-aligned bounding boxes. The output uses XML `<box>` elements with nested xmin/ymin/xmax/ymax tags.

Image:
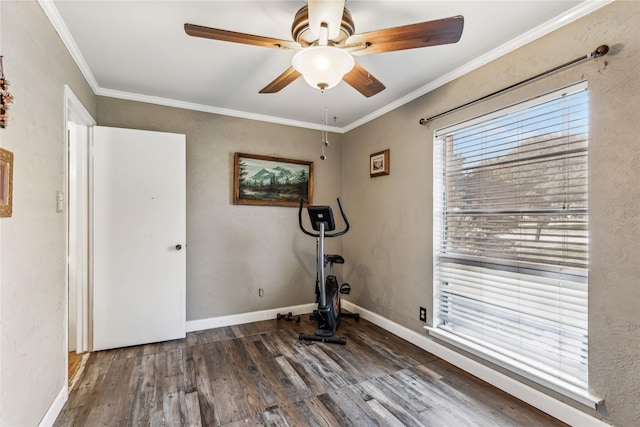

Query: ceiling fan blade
<box><xmin>184</xmin><ymin>23</ymin><xmax>300</xmax><ymax>50</ymax></box>
<box><xmin>259</xmin><ymin>67</ymin><xmax>302</xmax><ymax>94</ymax></box>
<box><xmin>343</xmin><ymin>63</ymin><xmax>386</xmax><ymax>97</ymax></box>
<box><xmin>347</xmin><ymin>15</ymin><xmax>464</xmax><ymax>56</ymax></box>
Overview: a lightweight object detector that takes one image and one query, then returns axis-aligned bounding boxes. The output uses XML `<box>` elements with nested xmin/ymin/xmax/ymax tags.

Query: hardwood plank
<box><xmin>238</xmin><ymin>336</ymin><xmax>294</xmax><ymax>409</ymax></box>
<box><xmin>366</xmin><ymin>398</ymin><xmax>409</xmax><ymax>427</ymax></box>
<box><xmin>250</xmin><ymin>336</ymin><xmax>313</xmax><ymax>404</ymax></box>
<box><xmin>310</xmin><ymin>334</ymin><xmax>390</xmax><ymax>382</ymax></box>
<box><xmin>82</xmin><ymin>357</ymin><xmax>136</xmax><ymax>425</ymax></box>
<box><xmin>274</xmin><ymin>354</ymin><xmax>316</xmax><ymax>401</ymax></box>
<box><xmin>183</xmin><ymin>391</ymin><xmax>203</xmax><ymax>427</ymax></box>
<box><xmin>302</xmin><ymin>342</ymin><xmax>358</xmax><ymax>390</ymax></box>
<box><xmin>161</xmin><ymin>386</ymin><xmax>184</xmax><ymax>426</ymax></box>
<box><xmin>293</xmin><ymin>396</ymin><xmax>342</xmax><ymax>427</ymax></box>
<box><xmin>316</xmin><ymin>391</ymin><xmax>378</xmax><ymax>427</ymax></box>
<box><xmin>342</xmin><ymin>325</ymin><xmax>422</xmax><ymax>370</ymax></box>
<box><xmin>352</xmin><ymin>380</ymin><xmax>427</xmax><ymax>427</ymax></box>
<box><xmin>357</xmin><ymin>374</ymin><xmax>434</xmax><ymax>426</ymax></box>
<box><xmin>130</xmin><ymin>353</ymin><xmax>158</xmax><ymax>426</ymax></box>
<box><xmin>270</xmin><ymin>401</ymin><xmax>308</xmax><ymax>426</ymax></box>
<box><xmin>271</xmin><ymin>332</ymin><xmax>336</xmax><ymax>397</ymax></box>
<box><xmin>191</xmin><ymin>344</ymin><xmax>220</xmax><ymax>426</ymax></box>
<box><xmin>159</xmin><ymin>349</ymin><xmax>192</xmax><ymax>426</ymax></box>
<box><xmin>182</xmin><ymin>346</ymin><xmax>197</xmax><ymax>394</ymax></box>
<box><xmin>151</xmin><ymin>351</ymin><xmax>168</xmax><ymax>424</ymax></box>
<box><xmin>224</xmin><ymin>338</ymin><xmax>267</xmax><ymax>415</ymax></box>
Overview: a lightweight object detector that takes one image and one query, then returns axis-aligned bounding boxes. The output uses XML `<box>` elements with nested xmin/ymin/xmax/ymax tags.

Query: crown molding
<box><xmin>97</xmin><ymin>88</ymin><xmax>343</xmax><ymax>133</ymax></box>
<box><xmin>38</xmin><ymin>0</ymin><xmax>100</xmax><ymax>93</ymax></box>
<box><xmin>40</xmin><ymin>0</ymin><xmax>613</xmax><ymax>134</ymax></box>
<box><xmin>342</xmin><ymin>0</ymin><xmax>615</xmax><ymax>133</ymax></box>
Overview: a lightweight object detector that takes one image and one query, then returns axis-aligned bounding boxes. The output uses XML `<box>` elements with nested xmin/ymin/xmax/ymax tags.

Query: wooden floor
<box><xmin>68</xmin><ymin>351</ymin><xmax>83</xmax><ymax>389</ymax></box>
<box><xmin>54</xmin><ymin>315</ymin><xmax>567</xmax><ymax>426</ymax></box>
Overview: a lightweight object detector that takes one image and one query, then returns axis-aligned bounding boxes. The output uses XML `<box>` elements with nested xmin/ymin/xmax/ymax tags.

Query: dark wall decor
<box><xmin>0</xmin><ymin>56</ymin><xmax>14</xmax><ymax>129</ymax></box>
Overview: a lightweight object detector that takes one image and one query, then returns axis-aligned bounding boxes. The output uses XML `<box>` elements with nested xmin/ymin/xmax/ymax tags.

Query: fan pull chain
<box><xmin>320</xmin><ymin>88</ymin><xmax>329</xmax><ymax>160</ymax></box>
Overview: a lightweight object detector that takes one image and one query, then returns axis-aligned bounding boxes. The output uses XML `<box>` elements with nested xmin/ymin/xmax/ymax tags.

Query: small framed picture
<box><xmin>370</xmin><ymin>149</ymin><xmax>390</xmax><ymax>177</ymax></box>
<box><xmin>0</xmin><ymin>147</ymin><xmax>14</xmax><ymax>217</ymax></box>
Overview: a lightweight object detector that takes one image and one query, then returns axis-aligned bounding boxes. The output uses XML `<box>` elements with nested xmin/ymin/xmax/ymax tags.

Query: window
<box><xmin>431</xmin><ymin>82</ymin><xmax>592</xmax><ymax>404</ymax></box>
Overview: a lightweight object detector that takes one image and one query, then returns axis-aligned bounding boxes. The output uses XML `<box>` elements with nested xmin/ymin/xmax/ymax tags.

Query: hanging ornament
<box><xmin>0</xmin><ymin>56</ymin><xmax>15</xmax><ymax>129</ymax></box>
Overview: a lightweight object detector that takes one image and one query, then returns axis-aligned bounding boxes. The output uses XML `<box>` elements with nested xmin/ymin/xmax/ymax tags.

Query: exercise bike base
<box><xmin>298</xmin><ymin>333</ymin><xmax>347</xmax><ymax>345</ymax></box>
<box><xmin>342</xmin><ymin>312</ymin><xmax>360</xmax><ymax>320</ymax></box>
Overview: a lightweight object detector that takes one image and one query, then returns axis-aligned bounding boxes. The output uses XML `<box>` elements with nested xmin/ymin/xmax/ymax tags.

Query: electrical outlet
<box><xmin>419</xmin><ymin>307</ymin><xmax>427</xmax><ymax>322</ymax></box>
<box><xmin>258</xmin><ymin>288</ymin><xmax>264</xmax><ymax>297</ymax></box>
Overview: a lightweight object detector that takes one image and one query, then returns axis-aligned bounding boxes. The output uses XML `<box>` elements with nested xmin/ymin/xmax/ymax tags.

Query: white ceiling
<box><xmin>43</xmin><ymin>1</ymin><xmax>605</xmax><ymax>132</ymax></box>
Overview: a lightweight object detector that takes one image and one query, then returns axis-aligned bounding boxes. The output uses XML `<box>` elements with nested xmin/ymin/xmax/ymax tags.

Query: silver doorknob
<box><xmin>175</xmin><ymin>244</ymin><xmax>182</xmax><ymax>251</ymax></box>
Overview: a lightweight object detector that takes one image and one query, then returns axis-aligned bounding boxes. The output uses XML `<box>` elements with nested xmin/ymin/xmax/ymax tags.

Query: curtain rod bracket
<box><xmin>419</xmin><ymin>44</ymin><xmax>609</xmax><ymax>126</ymax></box>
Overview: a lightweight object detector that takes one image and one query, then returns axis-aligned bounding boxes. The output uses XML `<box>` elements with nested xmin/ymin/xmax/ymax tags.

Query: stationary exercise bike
<box><xmin>298</xmin><ymin>198</ymin><xmax>359</xmax><ymax>345</ymax></box>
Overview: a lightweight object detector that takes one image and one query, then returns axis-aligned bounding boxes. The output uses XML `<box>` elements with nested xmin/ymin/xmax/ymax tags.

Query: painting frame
<box><xmin>233</xmin><ymin>152</ymin><xmax>314</xmax><ymax>207</ymax></box>
<box><xmin>0</xmin><ymin>147</ymin><xmax>14</xmax><ymax>217</ymax></box>
<box><xmin>370</xmin><ymin>149</ymin><xmax>390</xmax><ymax>177</ymax></box>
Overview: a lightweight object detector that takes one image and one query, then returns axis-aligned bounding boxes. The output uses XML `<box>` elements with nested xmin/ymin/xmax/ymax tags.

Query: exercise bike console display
<box><xmin>296</xmin><ymin>198</ymin><xmax>359</xmax><ymax>345</ymax></box>
<box><xmin>307</xmin><ymin>206</ymin><xmax>336</xmax><ymax>232</ymax></box>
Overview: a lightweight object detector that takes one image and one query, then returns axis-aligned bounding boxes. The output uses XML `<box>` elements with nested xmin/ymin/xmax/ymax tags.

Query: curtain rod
<box><xmin>418</xmin><ymin>44</ymin><xmax>609</xmax><ymax>126</ymax></box>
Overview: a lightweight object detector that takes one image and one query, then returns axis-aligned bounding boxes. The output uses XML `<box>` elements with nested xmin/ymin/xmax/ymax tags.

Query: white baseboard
<box><xmin>38</xmin><ymin>385</ymin><xmax>68</xmax><ymax>427</ymax></box>
<box><xmin>341</xmin><ymin>300</ymin><xmax>610</xmax><ymax>427</ymax></box>
<box><xmin>185</xmin><ymin>302</ymin><xmax>316</xmax><ymax>333</ymax></box>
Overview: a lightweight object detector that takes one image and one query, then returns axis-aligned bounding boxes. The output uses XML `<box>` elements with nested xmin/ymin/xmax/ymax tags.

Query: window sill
<box><xmin>426</xmin><ymin>326</ymin><xmax>603</xmax><ymax>409</ymax></box>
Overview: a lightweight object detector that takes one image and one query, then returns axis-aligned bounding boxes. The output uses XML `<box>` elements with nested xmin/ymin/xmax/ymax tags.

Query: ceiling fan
<box><xmin>185</xmin><ymin>1</ymin><xmax>464</xmax><ymax>97</ymax></box>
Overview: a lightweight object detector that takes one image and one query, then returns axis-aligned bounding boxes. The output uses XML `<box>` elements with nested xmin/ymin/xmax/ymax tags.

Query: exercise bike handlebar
<box><xmin>299</xmin><ymin>198</ymin><xmax>350</xmax><ymax>238</ymax></box>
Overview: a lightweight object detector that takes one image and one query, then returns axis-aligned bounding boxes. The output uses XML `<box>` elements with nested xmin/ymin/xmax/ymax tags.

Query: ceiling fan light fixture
<box><xmin>292</xmin><ymin>46</ymin><xmax>354</xmax><ymax>90</ymax></box>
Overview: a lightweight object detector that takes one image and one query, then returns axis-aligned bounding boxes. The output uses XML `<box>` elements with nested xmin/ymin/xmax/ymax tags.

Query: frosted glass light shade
<box><xmin>292</xmin><ymin>46</ymin><xmax>354</xmax><ymax>90</ymax></box>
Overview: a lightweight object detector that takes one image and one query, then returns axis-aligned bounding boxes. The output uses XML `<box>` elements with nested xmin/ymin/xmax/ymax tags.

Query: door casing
<box><xmin>65</xmin><ymin>86</ymin><xmax>95</xmax><ymax>368</ymax></box>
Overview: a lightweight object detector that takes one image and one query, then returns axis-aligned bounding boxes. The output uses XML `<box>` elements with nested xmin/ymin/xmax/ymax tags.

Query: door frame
<box><xmin>65</xmin><ymin>86</ymin><xmax>95</xmax><ymax>369</ymax></box>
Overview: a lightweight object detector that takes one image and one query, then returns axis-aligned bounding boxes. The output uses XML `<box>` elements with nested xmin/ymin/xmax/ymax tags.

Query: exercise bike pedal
<box><xmin>339</xmin><ymin>283</ymin><xmax>351</xmax><ymax>295</ymax></box>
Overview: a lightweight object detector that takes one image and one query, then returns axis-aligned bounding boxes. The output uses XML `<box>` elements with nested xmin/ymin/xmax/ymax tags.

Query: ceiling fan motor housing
<box><xmin>291</xmin><ymin>5</ymin><xmax>355</xmax><ymax>46</ymax></box>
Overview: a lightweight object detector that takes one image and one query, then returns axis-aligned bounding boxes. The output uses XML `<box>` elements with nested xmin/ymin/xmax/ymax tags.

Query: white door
<box><xmin>92</xmin><ymin>126</ymin><xmax>186</xmax><ymax>351</ymax></box>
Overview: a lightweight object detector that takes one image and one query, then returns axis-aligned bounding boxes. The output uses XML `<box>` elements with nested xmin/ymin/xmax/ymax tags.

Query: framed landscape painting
<box><xmin>233</xmin><ymin>152</ymin><xmax>313</xmax><ymax>207</ymax></box>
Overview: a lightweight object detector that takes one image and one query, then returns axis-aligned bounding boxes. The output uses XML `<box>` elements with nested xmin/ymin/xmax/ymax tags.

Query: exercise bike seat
<box><xmin>326</xmin><ymin>254</ymin><xmax>344</xmax><ymax>264</ymax></box>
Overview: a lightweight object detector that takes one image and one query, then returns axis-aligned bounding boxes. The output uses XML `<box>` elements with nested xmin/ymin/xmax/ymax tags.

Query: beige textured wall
<box><xmin>0</xmin><ymin>1</ymin><xmax>96</xmax><ymax>425</ymax></box>
<box><xmin>96</xmin><ymin>98</ymin><xmax>344</xmax><ymax>321</ymax></box>
<box><xmin>342</xmin><ymin>2</ymin><xmax>639</xmax><ymax>426</ymax></box>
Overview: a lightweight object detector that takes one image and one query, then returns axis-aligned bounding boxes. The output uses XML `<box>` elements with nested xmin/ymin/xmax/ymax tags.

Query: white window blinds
<box><xmin>432</xmin><ymin>82</ymin><xmax>591</xmax><ymax>403</ymax></box>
